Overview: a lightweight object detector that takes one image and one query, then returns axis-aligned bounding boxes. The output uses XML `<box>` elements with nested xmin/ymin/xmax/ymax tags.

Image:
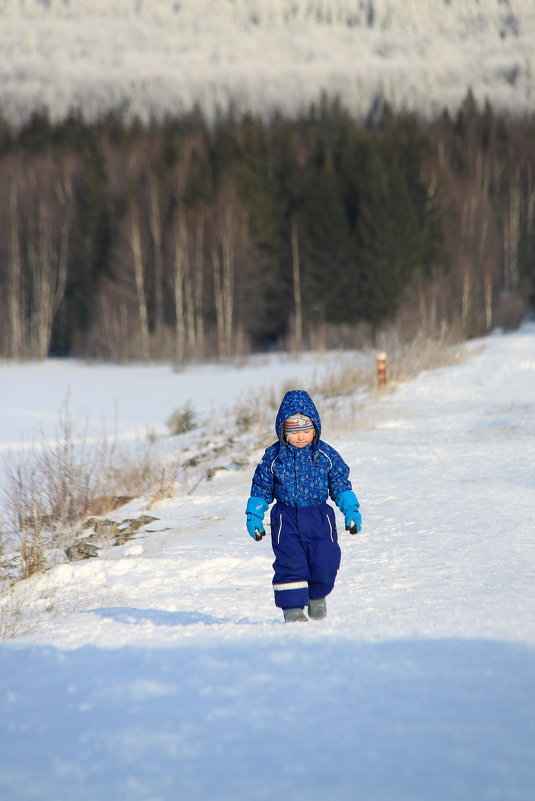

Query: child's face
<box><xmin>287</xmin><ymin>428</ymin><xmax>315</xmax><ymax>448</ymax></box>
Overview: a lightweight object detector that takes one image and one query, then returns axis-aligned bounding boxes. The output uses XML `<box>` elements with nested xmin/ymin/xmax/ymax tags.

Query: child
<box><xmin>245</xmin><ymin>389</ymin><xmax>361</xmax><ymax>622</ymax></box>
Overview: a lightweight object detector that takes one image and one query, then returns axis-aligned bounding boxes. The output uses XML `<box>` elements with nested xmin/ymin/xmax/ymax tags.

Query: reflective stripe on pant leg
<box><xmin>273</xmin><ymin>581</ymin><xmax>309</xmax><ymax>610</ymax></box>
<box><xmin>273</xmin><ymin>581</ymin><xmax>309</xmax><ymax>592</ymax></box>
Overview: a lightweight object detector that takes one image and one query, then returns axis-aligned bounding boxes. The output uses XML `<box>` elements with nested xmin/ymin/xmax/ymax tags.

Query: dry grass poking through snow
<box><xmin>375</xmin><ymin>328</ymin><xmax>464</xmax><ymax>383</ymax></box>
<box><xmin>0</xmin><ymin>401</ymin><xmax>182</xmax><ymax>586</ymax></box>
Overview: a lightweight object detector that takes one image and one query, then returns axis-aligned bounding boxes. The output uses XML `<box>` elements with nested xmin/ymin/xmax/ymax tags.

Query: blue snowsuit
<box><xmin>250</xmin><ymin>390</ymin><xmax>353</xmax><ymax>610</ymax></box>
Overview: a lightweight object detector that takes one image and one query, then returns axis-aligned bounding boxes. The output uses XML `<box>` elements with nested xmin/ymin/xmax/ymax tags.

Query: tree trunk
<box><xmin>221</xmin><ymin>212</ymin><xmax>234</xmax><ymax>355</ymax></box>
<box><xmin>149</xmin><ymin>179</ymin><xmax>164</xmax><ymax>342</ymax></box>
<box><xmin>211</xmin><ymin>204</ymin><xmax>237</xmax><ymax>359</ymax></box>
<box><xmin>461</xmin><ymin>262</ymin><xmax>471</xmax><ymax>330</ymax></box>
<box><xmin>32</xmin><ymin>199</ymin><xmax>53</xmax><ymax>358</ymax></box>
<box><xmin>193</xmin><ymin>214</ymin><xmax>205</xmax><ymax>360</ymax></box>
<box><xmin>24</xmin><ymin>169</ymin><xmax>74</xmax><ymax>359</ymax></box>
<box><xmin>7</xmin><ymin>181</ymin><xmax>23</xmax><ymax>358</ymax></box>
<box><xmin>417</xmin><ymin>274</ymin><xmax>428</xmax><ymax>332</ymax></box>
<box><xmin>503</xmin><ymin>175</ymin><xmax>520</xmax><ymax>292</ymax></box>
<box><xmin>211</xmin><ymin>246</ymin><xmax>226</xmax><ymax>357</ymax></box>
<box><xmin>172</xmin><ymin>211</ymin><xmax>187</xmax><ymax>363</ymax></box>
<box><xmin>53</xmin><ymin>171</ymin><xmax>74</xmax><ymax>331</ymax></box>
<box><xmin>130</xmin><ymin>207</ymin><xmax>150</xmax><ymax>361</ymax></box>
<box><xmin>483</xmin><ymin>259</ymin><xmax>493</xmax><ymax>332</ymax></box>
<box><xmin>291</xmin><ymin>216</ymin><xmax>303</xmax><ymax>354</ymax></box>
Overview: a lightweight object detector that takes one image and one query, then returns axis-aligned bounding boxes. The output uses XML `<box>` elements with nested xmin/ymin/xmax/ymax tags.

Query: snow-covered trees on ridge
<box><xmin>0</xmin><ymin>0</ymin><xmax>533</xmax><ymax>126</ymax></box>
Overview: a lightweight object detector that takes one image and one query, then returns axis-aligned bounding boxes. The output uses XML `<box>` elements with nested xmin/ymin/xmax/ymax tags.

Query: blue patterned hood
<box><xmin>275</xmin><ymin>390</ymin><xmax>321</xmax><ymax>443</ymax></box>
<box><xmin>250</xmin><ymin>389</ymin><xmax>352</xmax><ymax>507</ymax></box>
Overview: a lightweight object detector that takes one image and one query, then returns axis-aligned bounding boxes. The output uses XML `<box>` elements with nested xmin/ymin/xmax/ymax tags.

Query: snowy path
<box><xmin>1</xmin><ymin>328</ymin><xmax>534</xmax><ymax>801</ymax></box>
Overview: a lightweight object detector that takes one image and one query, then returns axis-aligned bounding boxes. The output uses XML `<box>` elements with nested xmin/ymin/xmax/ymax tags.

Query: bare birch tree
<box><xmin>148</xmin><ymin>176</ymin><xmax>164</xmax><ymax>343</ymax></box>
<box><xmin>0</xmin><ymin>159</ymin><xmax>75</xmax><ymax>359</ymax></box>
<box><xmin>28</xmin><ymin>163</ymin><xmax>74</xmax><ymax>358</ymax></box>
<box><xmin>129</xmin><ymin>204</ymin><xmax>150</xmax><ymax>361</ymax></box>
<box><xmin>290</xmin><ymin>215</ymin><xmax>303</xmax><ymax>354</ymax></box>
<box><xmin>210</xmin><ymin>186</ymin><xmax>245</xmax><ymax>358</ymax></box>
<box><xmin>503</xmin><ymin>172</ymin><xmax>521</xmax><ymax>292</ymax></box>
<box><xmin>171</xmin><ymin>206</ymin><xmax>188</xmax><ymax>363</ymax></box>
<box><xmin>193</xmin><ymin>212</ymin><xmax>206</xmax><ymax>360</ymax></box>
<box><xmin>6</xmin><ymin>177</ymin><xmax>24</xmax><ymax>358</ymax></box>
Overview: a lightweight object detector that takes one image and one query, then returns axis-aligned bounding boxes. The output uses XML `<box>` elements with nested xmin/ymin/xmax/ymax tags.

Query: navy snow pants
<box><xmin>270</xmin><ymin>501</ymin><xmax>341</xmax><ymax>609</ymax></box>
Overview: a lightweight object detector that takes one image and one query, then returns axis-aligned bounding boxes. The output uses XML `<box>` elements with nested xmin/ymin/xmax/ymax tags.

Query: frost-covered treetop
<box><xmin>0</xmin><ymin>0</ymin><xmax>534</xmax><ymax>125</ymax></box>
<box><xmin>1</xmin><ymin>0</ymin><xmax>531</xmax><ymax>33</ymax></box>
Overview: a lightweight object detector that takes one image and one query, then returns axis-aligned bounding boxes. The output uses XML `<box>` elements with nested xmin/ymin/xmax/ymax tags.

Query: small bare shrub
<box><xmin>20</xmin><ymin>520</ymin><xmax>47</xmax><ymax>579</ymax></box>
<box><xmin>233</xmin><ymin>393</ymin><xmax>275</xmax><ymax>437</ymax></box>
<box><xmin>1</xmin><ymin>397</ymin><xmax>182</xmax><ymax>583</ymax></box>
<box><xmin>166</xmin><ymin>403</ymin><xmax>196</xmax><ymax>436</ymax></box>
<box><xmin>0</xmin><ymin>590</ymin><xmax>25</xmax><ymax>641</ymax></box>
<box><xmin>2</xmin><ymin>398</ymin><xmax>117</xmax><ymax>536</ymax></box>
<box><xmin>0</xmin><ymin>584</ymin><xmax>59</xmax><ymax>641</ymax></box>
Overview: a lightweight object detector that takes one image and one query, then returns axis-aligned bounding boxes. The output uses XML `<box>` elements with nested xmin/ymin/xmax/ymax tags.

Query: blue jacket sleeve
<box><xmin>323</xmin><ymin>443</ymin><xmax>352</xmax><ymax>501</ymax></box>
<box><xmin>250</xmin><ymin>445</ymin><xmax>276</xmax><ymax>505</ymax></box>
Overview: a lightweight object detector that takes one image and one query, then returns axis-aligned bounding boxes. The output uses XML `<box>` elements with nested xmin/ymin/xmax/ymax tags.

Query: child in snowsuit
<box><xmin>245</xmin><ymin>389</ymin><xmax>361</xmax><ymax>622</ymax></box>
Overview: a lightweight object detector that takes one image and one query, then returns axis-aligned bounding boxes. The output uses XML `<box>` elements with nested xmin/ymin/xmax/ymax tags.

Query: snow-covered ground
<box><xmin>0</xmin><ymin>326</ymin><xmax>534</xmax><ymax>801</ymax></box>
<box><xmin>0</xmin><ymin>351</ymin><xmax>360</xmax><ymax>451</ymax></box>
<box><xmin>1</xmin><ymin>0</ymin><xmax>534</xmax><ymax>126</ymax></box>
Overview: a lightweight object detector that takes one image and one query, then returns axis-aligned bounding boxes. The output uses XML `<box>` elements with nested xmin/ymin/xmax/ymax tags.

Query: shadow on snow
<box><xmin>0</xmin><ymin>637</ymin><xmax>533</xmax><ymax>801</ymax></box>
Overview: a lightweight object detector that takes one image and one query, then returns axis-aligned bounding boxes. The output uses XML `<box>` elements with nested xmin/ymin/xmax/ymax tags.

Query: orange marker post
<box><xmin>376</xmin><ymin>351</ymin><xmax>387</xmax><ymax>387</ymax></box>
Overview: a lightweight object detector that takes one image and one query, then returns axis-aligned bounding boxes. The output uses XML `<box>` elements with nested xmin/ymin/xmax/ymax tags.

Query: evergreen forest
<box><xmin>0</xmin><ymin>93</ymin><xmax>534</xmax><ymax>362</ymax></box>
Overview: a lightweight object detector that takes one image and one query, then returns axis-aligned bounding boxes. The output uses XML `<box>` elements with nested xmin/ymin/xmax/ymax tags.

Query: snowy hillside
<box><xmin>1</xmin><ymin>0</ymin><xmax>534</xmax><ymax>125</ymax></box>
<box><xmin>0</xmin><ymin>326</ymin><xmax>534</xmax><ymax>800</ymax></box>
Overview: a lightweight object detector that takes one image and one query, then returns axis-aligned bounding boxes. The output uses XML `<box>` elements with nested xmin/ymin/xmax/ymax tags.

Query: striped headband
<box><xmin>283</xmin><ymin>414</ymin><xmax>314</xmax><ymax>433</ymax></box>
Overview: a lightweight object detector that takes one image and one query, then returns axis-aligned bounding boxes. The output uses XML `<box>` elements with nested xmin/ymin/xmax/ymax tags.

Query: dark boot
<box><xmin>283</xmin><ymin>608</ymin><xmax>308</xmax><ymax>623</ymax></box>
<box><xmin>308</xmin><ymin>597</ymin><xmax>327</xmax><ymax>620</ymax></box>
